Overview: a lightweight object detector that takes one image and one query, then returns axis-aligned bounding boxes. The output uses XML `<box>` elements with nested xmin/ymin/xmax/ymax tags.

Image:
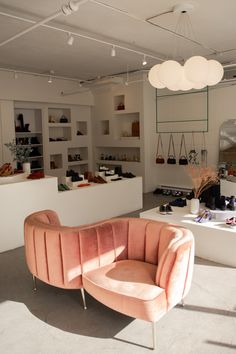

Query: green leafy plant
<box><xmin>5</xmin><ymin>140</ymin><xmax>32</xmax><ymax>164</ymax></box>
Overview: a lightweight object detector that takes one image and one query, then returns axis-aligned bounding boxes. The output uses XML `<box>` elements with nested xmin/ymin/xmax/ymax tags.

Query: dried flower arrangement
<box><xmin>186</xmin><ymin>165</ymin><xmax>219</xmax><ymax>199</ymax></box>
<box><xmin>5</xmin><ymin>140</ymin><xmax>32</xmax><ymax>164</ymax></box>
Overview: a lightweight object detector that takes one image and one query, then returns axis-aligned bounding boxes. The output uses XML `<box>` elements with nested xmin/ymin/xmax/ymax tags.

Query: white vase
<box><xmin>22</xmin><ymin>162</ymin><xmax>31</xmax><ymax>174</ymax></box>
<box><xmin>190</xmin><ymin>198</ymin><xmax>200</xmax><ymax>214</ymax></box>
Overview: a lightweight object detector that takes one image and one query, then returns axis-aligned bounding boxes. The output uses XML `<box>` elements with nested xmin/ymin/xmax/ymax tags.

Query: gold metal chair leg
<box><xmin>80</xmin><ymin>288</ymin><xmax>87</xmax><ymax>310</ymax></box>
<box><xmin>152</xmin><ymin>322</ymin><xmax>157</xmax><ymax>350</ymax></box>
<box><xmin>32</xmin><ymin>275</ymin><xmax>37</xmax><ymax>292</ymax></box>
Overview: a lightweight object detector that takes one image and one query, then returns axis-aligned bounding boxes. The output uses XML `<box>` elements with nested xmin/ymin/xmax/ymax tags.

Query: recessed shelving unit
<box><xmin>14</xmin><ymin>105</ymin><xmax>44</xmax><ymax>172</ymax></box>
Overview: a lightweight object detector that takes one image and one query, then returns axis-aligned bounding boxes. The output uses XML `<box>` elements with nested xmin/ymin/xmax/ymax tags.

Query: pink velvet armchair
<box><xmin>24</xmin><ymin>210</ymin><xmax>194</xmax><ymax>349</ymax></box>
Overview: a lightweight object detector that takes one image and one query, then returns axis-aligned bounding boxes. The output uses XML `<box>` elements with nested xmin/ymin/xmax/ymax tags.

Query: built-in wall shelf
<box><xmin>14</xmin><ymin>105</ymin><xmax>44</xmax><ymax>172</ymax></box>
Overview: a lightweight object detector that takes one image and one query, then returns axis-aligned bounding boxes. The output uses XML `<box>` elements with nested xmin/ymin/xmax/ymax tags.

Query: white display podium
<box><xmin>0</xmin><ymin>176</ymin><xmax>142</xmax><ymax>252</ymax></box>
<box><xmin>140</xmin><ymin>205</ymin><xmax>236</xmax><ymax>267</ymax></box>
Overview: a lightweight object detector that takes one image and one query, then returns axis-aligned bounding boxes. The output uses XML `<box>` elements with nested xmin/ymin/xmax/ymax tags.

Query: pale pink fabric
<box><xmin>24</xmin><ymin>210</ymin><xmax>194</xmax><ymax>322</ymax></box>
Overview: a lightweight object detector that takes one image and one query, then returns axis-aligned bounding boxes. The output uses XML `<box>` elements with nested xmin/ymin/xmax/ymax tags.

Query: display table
<box><xmin>140</xmin><ymin>205</ymin><xmax>236</xmax><ymax>267</ymax></box>
<box><xmin>0</xmin><ymin>176</ymin><xmax>142</xmax><ymax>252</ymax></box>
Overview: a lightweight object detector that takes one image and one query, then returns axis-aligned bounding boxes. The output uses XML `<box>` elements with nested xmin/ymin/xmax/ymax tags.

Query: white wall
<box><xmin>143</xmin><ymin>83</ymin><xmax>236</xmax><ymax>192</ymax></box>
<box><xmin>0</xmin><ymin>71</ymin><xmax>93</xmax><ymax>105</ymax></box>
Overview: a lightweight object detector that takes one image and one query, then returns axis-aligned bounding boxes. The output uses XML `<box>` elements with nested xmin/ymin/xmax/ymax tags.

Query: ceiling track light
<box><xmin>48</xmin><ymin>76</ymin><xmax>53</xmax><ymax>84</ymax></box>
<box><xmin>111</xmin><ymin>45</ymin><xmax>116</xmax><ymax>57</ymax></box>
<box><xmin>142</xmin><ymin>55</ymin><xmax>147</xmax><ymax>66</ymax></box>
<box><xmin>67</xmin><ymin>32</ymin><xmax>74</xmax><ymax>45</ymax></box>
<box><xmin>14</xmin><ymin>71</ymin><xmax>18</xmax><ymax>79</ymax></box>
<box><xmin>61</xmin><ymin>0</ymin><xmax>81</xmax><ymax>15</ymax></box>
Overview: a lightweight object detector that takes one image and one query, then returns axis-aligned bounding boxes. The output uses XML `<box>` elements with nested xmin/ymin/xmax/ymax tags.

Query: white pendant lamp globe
<box><xmin>148</xmin><ymin>64</ymin><xmax>165</xmax><ymax>89</ymax></box>
<box><xmin>184</xmin><ymin>56</ymin><xmax>209</xmax><ymax>84</ymax></box>
<box><xmin>148</xmin><ymin>3</ymin><xmax>224</xmax><ymax>92</ymax></box>
<box><xmin>178</xmin><ymin>67</ymin><xmax>194</xmax><ymax>91</ymax></box>
<box><xmin>158</xmin><ymin>60</ymin><xmax>182</xmax><ymax>87</ymax></box>
<box><xmin>206</xmin><ymin>59</ymin><xmax>224</xmax><ymax>86</ymax></box>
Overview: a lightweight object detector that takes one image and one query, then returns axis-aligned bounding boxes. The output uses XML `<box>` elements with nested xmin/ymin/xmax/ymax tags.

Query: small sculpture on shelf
<box><xmin>15</xmin><ymin>113</ymin><xmax>31</xmax><ymax>132</ymax></box>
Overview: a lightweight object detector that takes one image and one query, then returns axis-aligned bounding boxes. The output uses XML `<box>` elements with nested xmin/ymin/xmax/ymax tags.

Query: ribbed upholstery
<box><xmin>24</xmin><ymin>210</ymin><xmax>194</xmax><ymax>322</ymax></box>
<box><xmin>24</xmin><ymin>210</ymin><xmax>83</xmax><ymax>289</ymax></box>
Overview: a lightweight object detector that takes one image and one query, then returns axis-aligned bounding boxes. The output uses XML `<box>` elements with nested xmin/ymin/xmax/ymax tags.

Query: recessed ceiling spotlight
<box><xmin>142</xmin><ymin>55</ymin><xmax>147</xmax><ymax>66</ymax></box>
<box><xmin>67</xmin><ymin>32</ymin><xmax>74</xmax><ymax>46</ymax></box>
<box><xmin>111</xmin><ymin>45</ymin><xmax>116</xmax><ymax>57</ymax></box>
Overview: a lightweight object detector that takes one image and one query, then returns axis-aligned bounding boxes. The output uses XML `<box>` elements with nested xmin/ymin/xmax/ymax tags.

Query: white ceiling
<box><xmin>0</xmin><ymin>0</ymin><xmax>236</xmax><ymax>81</ymax></box>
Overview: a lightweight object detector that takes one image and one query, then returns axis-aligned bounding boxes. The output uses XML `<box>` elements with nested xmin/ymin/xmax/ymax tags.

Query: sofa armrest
<box><xmin>155</xmin><ymin>227</ymin><xmax>194</xmax><ymax>310</ymax></box>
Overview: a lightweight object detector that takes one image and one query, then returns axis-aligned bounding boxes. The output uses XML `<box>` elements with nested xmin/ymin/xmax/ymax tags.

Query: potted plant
<box><xmin>5</xmin><ymin>140</ymin><xmax>32</xmax><ymax>173</ymax></box>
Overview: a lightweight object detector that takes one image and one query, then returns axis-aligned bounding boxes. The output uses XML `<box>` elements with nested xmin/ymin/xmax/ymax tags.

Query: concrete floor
<box><xmin>0</xmin><ymin>193</ymin><xmax>236</xmax><ymax>354</ymax></box>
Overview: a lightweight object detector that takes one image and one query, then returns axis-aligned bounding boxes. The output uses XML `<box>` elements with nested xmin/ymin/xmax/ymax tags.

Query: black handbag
<box><xmin>167</xmin><ymin>134</ymin><xmax>176</xmax><ymax>164</ymax></box>
<box><xmin>156</xmin><ymin>134</ymin><xmax>165</xmax><ymax>164</ymax></box>
<box><xmin>179</xmin><ymin>134</ymin><xmax>188</xmax><ymax>165</ymax></box>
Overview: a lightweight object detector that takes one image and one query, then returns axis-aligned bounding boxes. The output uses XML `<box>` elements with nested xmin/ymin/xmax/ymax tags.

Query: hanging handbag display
<box><xmin>167</xmin><ymin>134</ymin><xmax>176</xmax><ymax>164</ymax></box>
<box><xmin>201</xmin><ymin>132</ymin><xmax>208</xmax><ymax>166</ymax></box>
<box><xmin>156</xmin><ymin>134</ymin><xmax>165</xmax><ymax>164</ymax></box>
<box><xmin>188</xmin><ymin>132</ymin><xmax>199</xmax><ymax>164</ymax></box>
<box><xmin>179</xmin><ymin>134</ymin><xmax>188</xmax><ymax>165</ymax></box>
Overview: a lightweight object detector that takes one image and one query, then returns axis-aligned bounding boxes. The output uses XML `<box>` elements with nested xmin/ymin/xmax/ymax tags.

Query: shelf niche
<box><xmin>49</xmin><ymin>126</ymin><xmax>71</xmax><ymax>142</ymax></box>
<box><xmin>76</xmin><ymin>121</ymin><xmax>87</xmax><ymax>136</ymax></box>
<box><xmin>15</xmin><ymin>108</ymin><xmax>42</xmax><ymax>134</ymax></box>
<box><xmin>100</xmin><ymin>120</ymin><xmax>109</xmax><ymax>135</ymax></box>
<box><xmin>50</xmin><ymin>154</ymin><xmax>62</xmax><ymax>170</ymax></box>
<box><xmin>113</xmin><ymin>112</ymin><xmax>140</xmax><ymax>140</ymax></box>
<box><xmin>48</xmin><ymin>108</ymin><xmax>71</xmax><ymax>123</ymax></box>
<box><xmin>114</xmin><ymin>95</ymin><xmax>125</xmax><ymax>111</ymax></box>
<box><xmin>68</xmin><ymin>147</ymin><xmax>88</xmax><ymax>163</ymax></box>
<box><xmin>96</xmin><ymin>146</ymin><xmax>140</xmax><ymax>162</ymax></box>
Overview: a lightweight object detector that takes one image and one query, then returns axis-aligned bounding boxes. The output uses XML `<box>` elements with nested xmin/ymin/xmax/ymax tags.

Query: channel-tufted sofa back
<box><xmin>24</xmin><ymin>210</ymin><xmax>194</xmax><ymax>309</ymax></box>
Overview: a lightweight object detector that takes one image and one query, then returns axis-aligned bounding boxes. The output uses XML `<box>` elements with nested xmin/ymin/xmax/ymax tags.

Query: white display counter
<box><xmin>0</xmin><ymin>176</ymin><xmax>142</xmax><ymax>252</ymax></box>
<box><xmin>140</xmin><ymin>205</ymin><xmax>236</xmax><ymax>267</ymax></box>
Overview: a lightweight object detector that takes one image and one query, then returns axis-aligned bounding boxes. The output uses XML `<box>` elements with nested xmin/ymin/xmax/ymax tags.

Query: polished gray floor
<box><xmin>0</xmin><ymin>193</ymin><xmax>236</xmax><ymax>354</ymax></box>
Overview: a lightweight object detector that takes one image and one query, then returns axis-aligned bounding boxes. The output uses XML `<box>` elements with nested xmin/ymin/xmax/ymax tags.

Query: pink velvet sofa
<box><xmin>24</xmin><ymin>209</ymin><xmax>194</xmax><ymax>349</ymax></box>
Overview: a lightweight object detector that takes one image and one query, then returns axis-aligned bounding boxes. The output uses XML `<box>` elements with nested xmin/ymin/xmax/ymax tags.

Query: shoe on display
<box><xmin>227</xmin><ymin>196</ymin><xmax>235</xmax><ymax>211</ymax></box>
<box><xmin>205</xmin><ymin>196</ymin><xmax>216</xmax><ymax>210</ymax></box>
<box><xmin>153</xmin><ymin>188</ymin><xmax>163</xmax><ymax>195</ymax></box>
<box><xmin>159</xmin><ymin>205</ymin><xmax>166</xmax><ymax>215</ymax></box>
<box><xmin>194</xmin><ymin>210</ymin><xmax>212</xmax><ymax>223</ymax></box>
<box><xmin>216</xmin><ymin>195</ymin><xmax>226</xmax><ymax>210</ymax></box>
<box><xmin>169</xmin><ymin>198</ymin><xmax>186</xmax><ymax>207</ymax></box>
<box><xmin>166</xmin><ymin>204</ymin><xmax>173</xmax><ymax>214</ymax></box>
<box><xmin>225</xmin><ymin>217</ymin><xmax>236</xmax><ymax>228</ymax></box>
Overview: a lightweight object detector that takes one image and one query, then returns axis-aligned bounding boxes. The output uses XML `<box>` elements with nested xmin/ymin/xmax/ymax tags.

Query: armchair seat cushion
<box><xmin>82</xmin><ymin>260</ymin><xmax>167</xmax><ymax>322</ymax></box>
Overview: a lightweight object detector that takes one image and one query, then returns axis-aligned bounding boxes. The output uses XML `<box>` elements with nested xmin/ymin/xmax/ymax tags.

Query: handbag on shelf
<box><xmin>179</xmin><ymin>134</ymin><xmax>188</xmax><ymax>165</ymax></box>
<box><xmin>167</xmin><ymin>134</ymin><xmax>176</xmax><ymax>164</ymax></box>
<box><xmin>156</xmin><ymin>134</ymin><xmax>165</xmax><ymax>164</ymax></box>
